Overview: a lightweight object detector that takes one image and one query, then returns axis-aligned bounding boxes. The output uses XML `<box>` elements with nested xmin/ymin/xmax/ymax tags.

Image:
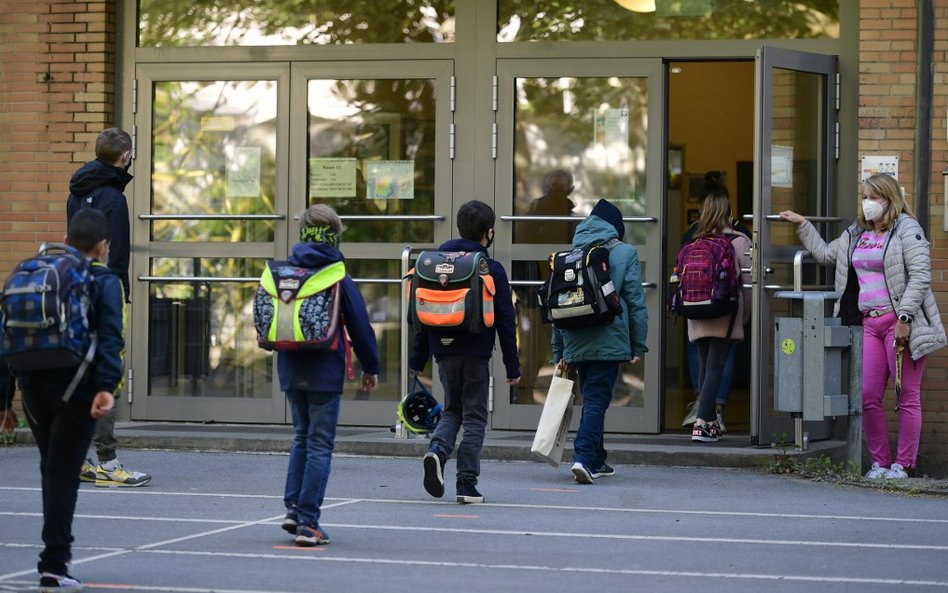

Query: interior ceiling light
<box><xmin>614</xmin><ymin>0</ymin><xmax>656</xmax><ymax>12</ymax></box>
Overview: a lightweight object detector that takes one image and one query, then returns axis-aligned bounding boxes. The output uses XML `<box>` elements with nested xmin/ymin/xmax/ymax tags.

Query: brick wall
<box><xmin>0</xmin><ymin>0</ymin><xmax>116</xmax><ymax>417</ymax></box>
<box><xmin>859</xmin><ymin>0</ymin><xmax>948</xmax><ymax>475</ymax></box>
<box><xmin>0</xmin><ymin>0</ymin><xmax>116</xmax><ymax>276</ymax></box>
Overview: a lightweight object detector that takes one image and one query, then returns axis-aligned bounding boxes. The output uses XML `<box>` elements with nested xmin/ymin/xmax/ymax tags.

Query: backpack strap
<box><xmin>61</xmin><ymin>333</ymin><xmax>97</xmax><ymax>403</ymax></box>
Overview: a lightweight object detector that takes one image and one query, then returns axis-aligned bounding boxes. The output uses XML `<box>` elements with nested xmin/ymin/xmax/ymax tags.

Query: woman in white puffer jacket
<box><xmin>780</xmin><ymin>174</ymin><xmax>946</xmax><ymax>480</ymax></box>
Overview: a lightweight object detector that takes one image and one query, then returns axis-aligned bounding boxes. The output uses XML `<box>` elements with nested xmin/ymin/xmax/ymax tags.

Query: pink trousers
<box><xmin>862</xmin><ymin>312</ymin><xmax>926</xmax><ymax>469</ymax></box>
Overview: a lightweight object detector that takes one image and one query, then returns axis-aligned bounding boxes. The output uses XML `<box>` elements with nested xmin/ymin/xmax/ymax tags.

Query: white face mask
<box><xmin>862</xmin><ymin>199</ymin><xmax>886</xmax><ymax>222</ymax></box>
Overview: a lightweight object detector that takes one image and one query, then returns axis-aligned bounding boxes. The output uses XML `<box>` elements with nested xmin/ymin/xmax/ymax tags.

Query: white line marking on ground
<box><xmin>4</xmin><ymin>486</ymin><xmax>946</xmax><ymax>525</ymax></box>
<box><xmin>130</xmin><ymin>549</ymin><xmax>948</xmax><ymax>588</ymax></box>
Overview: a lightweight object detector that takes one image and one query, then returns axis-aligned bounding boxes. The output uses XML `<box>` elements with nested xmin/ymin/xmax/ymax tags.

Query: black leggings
<box><xmin>695</xmin><ymin>337</ymin><xmax>731</xmax><ymax>423</ymax></box>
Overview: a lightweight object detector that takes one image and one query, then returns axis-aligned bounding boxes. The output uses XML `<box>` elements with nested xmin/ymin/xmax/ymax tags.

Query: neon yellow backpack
<box><xmin>253</xmin><ymin>261</ymin><xmax>346</xmax><ymax>351</ymax></box>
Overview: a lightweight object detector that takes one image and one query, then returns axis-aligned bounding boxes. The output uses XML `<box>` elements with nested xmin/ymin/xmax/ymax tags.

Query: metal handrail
<box><xmin>139</xmin><ymin>275</ymin><xmax>400</xmax><ymax>284</ymax></box>
<box><xmin>292</xmin><ymin>214</ymin><xmax>445</xmax><ymax>221</ymax></box>
<box><xmin>501</xmin><ymin>215</ymin><xmax>658</xmax><ymax>223</ymax></box>
<box><xmin>139</xmin><ymin>214</ymin><xmax>285</xmax><ymax>221</ymax></box>
<box><xmin>762</xmin><ymin>214</ymin><xmax>843</xmax><ymax>223</ymax></box>
<box><xmin>509</xmin><ymin>279</ymin><xmax>656</xmax><ymax>289</ymax></box>
<box><xmin>400</xmin><ymin>245</ymin><xmax>413</xmax><ymax>393</ymax></box>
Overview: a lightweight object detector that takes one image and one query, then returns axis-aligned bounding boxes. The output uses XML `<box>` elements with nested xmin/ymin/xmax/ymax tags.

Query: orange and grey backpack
<box><xmin>406</xmin><ymin>251</ymin><xmax>496</xmax><ymax>334</ymax></box>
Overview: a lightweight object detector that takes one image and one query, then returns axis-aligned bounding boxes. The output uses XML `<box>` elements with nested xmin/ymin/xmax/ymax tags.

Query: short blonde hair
<box><xmin>299</xmin><ymin>204</ymin><xmax>343</xmax><ymax>234</ymax></box>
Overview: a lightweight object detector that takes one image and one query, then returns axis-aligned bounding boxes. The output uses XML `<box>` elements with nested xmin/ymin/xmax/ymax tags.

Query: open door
<box><xmin>751</xmin><ymin>47</ymin><xmax>838</xmax><ymax>446</ymax></box>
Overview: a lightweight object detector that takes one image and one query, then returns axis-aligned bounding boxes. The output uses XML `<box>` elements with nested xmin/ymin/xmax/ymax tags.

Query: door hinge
<box><xmin>132</xmin><ymin>78</ymin><xmax>138</xmax><ymax>115</ymax></box>
<box><xmin>491</xmin><ymin>123</ymin><xmax>497</xmax><ymax>160</ymax></box>
<box><xmin>488</xmin><ymin>374</ymin><xmax>494</xmax><ymax>413</ymax></box>
<box><xmin>834</xmin><ymin>72</ymin><xmax>840</xmax><ymax>111</ymax></box>
<box><xmin>492</xmin><ymin>75</ymin><xmax>498</xmax><ymax>112</ymax></box>
<box><xmin>131</xmin><ymin>124</ymin><xmax>138</xmax><ymax>160</ymax></box>
<box><xmin>834</xmin><ymin>121</ymin><xmax>840</xmax><ymax>160</ymax></box>
<box><xmin>450</xmin><ymin>75</ymin><xmax>456</xmax><ymax>113</ymax></box>
<box><xmin>126</xmin><ymin>367</ymin><xmax>133</xmax><ymax>404</ymax></box>
<box><xmin>449</xmin><ymin>122</ymin><xmax>456</xmax><ymax>160</ymax></box>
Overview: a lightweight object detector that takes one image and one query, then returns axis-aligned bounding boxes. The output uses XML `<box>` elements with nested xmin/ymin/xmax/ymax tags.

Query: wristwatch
<box><xmin>898</xmin><ymin>313</ymin><xmax>913</xmax><ymax>324</ymax></box>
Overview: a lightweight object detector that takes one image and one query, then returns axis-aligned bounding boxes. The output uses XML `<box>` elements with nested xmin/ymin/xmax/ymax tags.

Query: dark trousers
<box><xmin>695</xmin><ymin>337</ymin><xmax>732</xmax><ymax>423</ymax></box>
<box><xmin>21</xmin><ymin>388</ymin><xmax>96</xmax><ymax>576</ymax></box>
<box><xmin>429</xmin><ymin>355</ymin><xmax>489</xmax><ymax>485</ymax></box>
<box><xmin>572</xmin><ymin>361</ymin><xmax>619</xmax><ymax>468</ymax></box>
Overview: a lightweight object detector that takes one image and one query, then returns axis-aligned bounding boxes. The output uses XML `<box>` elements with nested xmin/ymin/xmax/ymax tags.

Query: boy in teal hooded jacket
<box><xmin>551</xmin><ymin>199</ymin><xmax>647</xmax><ymax>484</ymax></box>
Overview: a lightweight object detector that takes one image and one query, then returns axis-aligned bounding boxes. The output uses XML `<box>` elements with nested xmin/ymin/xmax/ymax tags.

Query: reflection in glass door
<box><xmin>495</xmin><ymin>59</ymin><xmax>664</xmax><ymax>432</ymax></box>
<box><xmin>132</xmin><ymin>61</ymin><xmax>453</xmax><ymax>425</ymax></box>
<box><xmin>289</xmin><ymin>61</ymin><xmax>454</xmax><ymax>426</ymax></box>
<box><xmin>133</xmin><ymin>63</ymin><xmax>289</xmax><ymax>423</ymax></box>
<box><xmin>752</xmin><ymin>47</ymin><xmax>837</xmax><ymax>446</ymax></box>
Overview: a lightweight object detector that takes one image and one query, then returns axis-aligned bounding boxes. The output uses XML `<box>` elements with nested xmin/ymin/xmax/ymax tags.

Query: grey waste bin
<box><xmin>774</xmin><ymin>290</ymin><xmax>862</xmax><ymax>464</ymax></box>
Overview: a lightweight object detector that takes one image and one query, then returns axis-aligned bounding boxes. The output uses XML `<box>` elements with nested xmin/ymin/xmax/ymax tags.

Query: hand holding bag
<box><xmin>530</xmin><ymin>367</ymin><xmax>575</xmax><ymax>467</ymax></box>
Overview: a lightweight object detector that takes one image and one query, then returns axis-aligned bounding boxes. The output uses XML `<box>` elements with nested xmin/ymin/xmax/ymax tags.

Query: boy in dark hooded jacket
<box><xmin>17</xmin><ymin>208</ymin><xmax>125</xmax><ymax>593</ymax></box>
<box><xmin>552</xmin><ymin>199</ymin><xmax>647</xmax><ymax>485</ymax></box>
<box><xmin>411</xmin><ymin>200</ymin><xmax>521</xmax><ymax>504</ymax></box>
<box><xmin>278</xmin><ymin>204</ymin><xmax>380</xmax><ymax>546</ymax></box>
<box><xmin>68</xmin><ymin>128</ymin><xmax>150</xmax><ymax>488</ymax></box>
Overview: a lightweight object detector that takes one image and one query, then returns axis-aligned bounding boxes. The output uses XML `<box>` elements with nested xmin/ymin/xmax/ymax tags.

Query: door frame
<box><xmin>491</xmin><ymin>58</ymin><xmax>665</xmax><ymax>433</ymax></box>
<box><xmin>751</xmin><ymin>46</ymin><xmax>838</xmax><ymax>446</ymax></box>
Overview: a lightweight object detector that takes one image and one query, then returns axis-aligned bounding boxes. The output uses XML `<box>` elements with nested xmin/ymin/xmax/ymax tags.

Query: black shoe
<box><xmin>39</xmin><ymin>573</ymin><xmax>82</xmax><ymax>593</ymax></box>
<box><xmin>456</xmin><ymin>479</ymin><xmax>484</xmax><ymax>504</ymax></box>
<box><xmin>281</xmin><ymin>511</ymin><xmax>298</xmax><ymax>535</ymax></box>
<box><xmin>691</xmin><ymin>422</ymin><xmax>720</xmax><ymax>443</ymax></box>
<box><xmin>423</xmin><ymin>451</ymin><xmax>445</xmax><ymax>498</ymax></box>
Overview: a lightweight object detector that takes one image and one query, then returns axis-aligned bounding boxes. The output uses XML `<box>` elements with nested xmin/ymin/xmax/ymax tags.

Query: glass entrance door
<box><xmin>752</xmin><ymin>47</ymin><xmax>838</xmax><ymax>446</ymax></box>
<box><xmin>493</xmin><ymin>59</ymin><xmax>664</xmax><ymax>432</ymax></box>
<box><xmin>131</xmin><ymin>60</ymin><xmax>454</xmax><ymax>424</ymax></box>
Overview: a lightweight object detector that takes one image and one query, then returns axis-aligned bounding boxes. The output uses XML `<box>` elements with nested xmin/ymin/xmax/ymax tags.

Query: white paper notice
<box><xmin>310</xmin><ymin>158</ymin><xmax>357</xmax><ymax>198</ymax></box>
<box><xmin>365</xmin><ymin>160</ymin><xmax>414</xmax><ymax>200</ymax></box>
<box><xmin>226</xmin><ymin>146</ymin><xmax>261</xmax><ymax>198</ymax></box>
<box><xmin>860</xmin><ymin>155</ymin><xmax>898</xmax><ymax>181</ymax></box>
<box><xmin>771</xmin><ymin>145</ymin><xmax>794</xmax><ymax>188</ymax></box>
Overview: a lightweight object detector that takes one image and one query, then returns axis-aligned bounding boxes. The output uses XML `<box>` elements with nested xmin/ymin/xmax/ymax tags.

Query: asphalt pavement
<box><xmin>2</xmin><ymin>441</ymin><xmax>948</xmax><ymax>593</ymax></box>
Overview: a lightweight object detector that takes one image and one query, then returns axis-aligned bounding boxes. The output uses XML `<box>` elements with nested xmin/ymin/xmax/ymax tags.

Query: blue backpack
<box><xmin>0</xmin><ymin>243</ymin><xmax>97</xmax><ymax>401</ymax></box>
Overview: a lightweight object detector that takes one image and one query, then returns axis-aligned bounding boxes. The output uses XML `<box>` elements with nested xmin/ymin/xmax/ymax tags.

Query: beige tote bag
<box><xmin>530</xmin><ymin>370</ymin><xmax>575</xmax><ymax>467</ymax></box>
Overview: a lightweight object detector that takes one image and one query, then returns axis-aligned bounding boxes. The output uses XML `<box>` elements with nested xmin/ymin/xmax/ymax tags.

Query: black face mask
<box><xmin>485</xmin><ymin>228</ymin><xmax>494</xmax><ymax>249</ymax></box>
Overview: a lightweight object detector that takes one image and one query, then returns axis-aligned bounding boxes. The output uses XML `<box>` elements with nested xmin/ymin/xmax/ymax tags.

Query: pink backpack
<box><xmin>669</xmin><ymin>234</ymin><xmax>741</xmax><ymax>320</ymax></box>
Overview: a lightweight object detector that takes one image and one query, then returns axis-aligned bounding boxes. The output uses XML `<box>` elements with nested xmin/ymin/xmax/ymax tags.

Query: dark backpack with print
<box><xmin>538</xmin><ymin>240</ymin><xmax>622</xmax><ymax>330</ymax></box>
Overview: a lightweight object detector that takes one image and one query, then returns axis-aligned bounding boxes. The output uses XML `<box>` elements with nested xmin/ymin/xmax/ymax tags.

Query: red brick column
<box><xmin>860</xmin><ymin>0</ymin><xmax>948</xmax><ymax>474</ymax></box>
<box><xmin>0</xmin><ymin>0</ymin><xmax>116</xmax><ymax>275</ymax></box>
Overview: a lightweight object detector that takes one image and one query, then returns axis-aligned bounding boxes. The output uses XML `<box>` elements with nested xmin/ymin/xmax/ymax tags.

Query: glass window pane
<box><xmin>306</xmin><ymin>78</ymin><xmax>437</xmax><ymax>243</ymax></box>
<box><xmin>342</xmin><ymin>259</ymin><xmax>404</xmax><ymax>403</ymax></box>
<box><xmin>769</xmin><ymin>68</ymin><xmax>823</xmax><ymax>246</ymax></box>
<box><xmin>152</xmin><ymin>80</ymin><xmax>278</xmax><ymax>242</ymax></box>
<box><xmin>139</xmin><ymin>1</ymin><xmax>456</xmax><ymax>47</ymax></box>
<box><xmin>498</xmin><ymin>0</ymin><xmax>839</xmax><ymax>42</ymax></box>
<box><xmin>147</xmin><ymin>257</ymin><xmax>267</xmax><ymax>398</ymax></box>
<box><xmin>512</xmin><ymin>76</ymin><xmax>649</xmax><ymax>245</ymax></box>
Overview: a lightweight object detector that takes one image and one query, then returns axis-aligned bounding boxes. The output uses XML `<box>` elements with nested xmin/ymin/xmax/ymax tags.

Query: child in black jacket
<box><xmin>17</xmin><ymin>208</ymin><xmax>124</xmax><ymax>593</ymax></box>
<box><xmin>411</xmin><ymin>200</ymin><xmax>521</xmax><ymax>503</ymax></box>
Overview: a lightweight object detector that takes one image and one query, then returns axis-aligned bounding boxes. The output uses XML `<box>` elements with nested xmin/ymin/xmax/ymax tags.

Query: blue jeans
<box><xmin>283</xmin><ymin>389</ymin><xmax>341</xmax><ymax>529</ymax></box>
<box><xmin>429</xmin><ymin>355</ymin><xmax>489</xmax><ymax>485</ymax></box>
<box><xmin>21</xmin><ymin>386</ymin><xmax>96</xmax><ymax>576</ymax></box>
<box><xmin>572</xmin><ymin>361</ymin><xmax>619</xmax><ymax>468</ymax></box>
<box><xmin>687</xmin><ymin>338</ymin><xmax>735</xmax><ymax>406</ymax></box>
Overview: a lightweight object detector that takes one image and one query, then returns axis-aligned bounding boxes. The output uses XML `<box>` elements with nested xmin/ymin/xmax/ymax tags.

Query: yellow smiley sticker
<box><xmin>781</xmin><ymin>338</ymin><xmax>795</xmax><ymax>355</ymax></box>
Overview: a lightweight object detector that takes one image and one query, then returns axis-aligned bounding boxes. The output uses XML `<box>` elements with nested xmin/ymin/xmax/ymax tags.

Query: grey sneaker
<box><xmin>39</xmin><ymin>572</ymin><xmax>82</xmax><ymax>593</ymax></box>
<box><xmin>281</xmin><ymin>511</ymin><xmax>298</xmax><ymax>534</ymax></box>
<box><xmin>295</xmin><ymin>524</ymin><xmax>330</xmax><ymax>546</ymax></box>
<box><xmin>716</xmin><ymin>411</ymin><xmax>727</xmax><ymax>435</ymax></box>
<box><xmin>94</xmin><ymin>462</ymin><xmax>152</xmax><ymax>488</ymax></box>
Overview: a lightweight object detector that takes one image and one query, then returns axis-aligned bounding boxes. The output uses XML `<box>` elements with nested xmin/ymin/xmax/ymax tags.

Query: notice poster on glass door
<box><xmin>365</xmin><ymin>160</ymin><xmax>414</xmax><ymax>199</ymax></box>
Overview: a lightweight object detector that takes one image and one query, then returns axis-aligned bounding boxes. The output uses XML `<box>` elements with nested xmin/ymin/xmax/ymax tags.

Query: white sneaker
<box><xmin>864</xmin><ymin>462</ymin><xmax>888</xmax><ymax>480</ymax></box>
<box><xmin>885</xmin><ymin>463</ymin><xmax>908</xmax><ymax>480</ymax></box>
<box><xmin>681</xmin><ymin>400</ymin><xmax>698</xmax><ymax>426</ymax></box>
